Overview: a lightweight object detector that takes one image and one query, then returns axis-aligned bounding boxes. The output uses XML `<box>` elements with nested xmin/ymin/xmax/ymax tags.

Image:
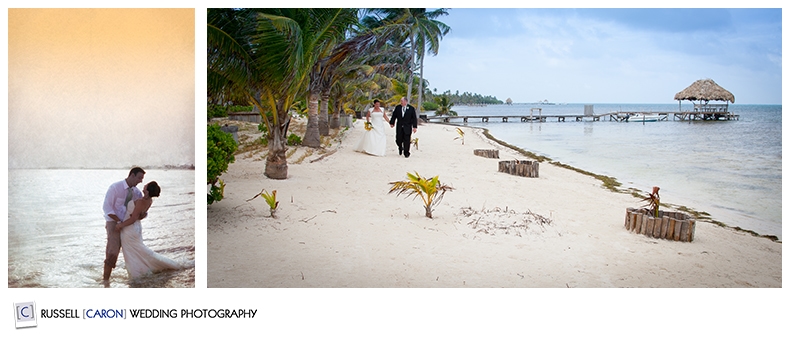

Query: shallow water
<box><xmin>444</xmin><ymin>103</ymin><xmax>781</xmax><ymax>240</ymax></box>
<box><xmin>7</xmin><ymin>169</ymin><xmax>195</xmax><ymax>288</ymax></box>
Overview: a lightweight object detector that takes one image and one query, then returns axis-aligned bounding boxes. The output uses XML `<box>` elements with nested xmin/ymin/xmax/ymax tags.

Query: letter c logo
<box><xmin>20</xmin><ymin>306</ymin><xmax>31</xmax><ymax>318</ymax></box>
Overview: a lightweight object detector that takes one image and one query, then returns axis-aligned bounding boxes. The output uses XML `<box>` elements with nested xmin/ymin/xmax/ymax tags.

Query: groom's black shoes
<box><xmin>399</xmin><ymin>148</ymin><xmax>403</xmax><ymax>155</ymax></box>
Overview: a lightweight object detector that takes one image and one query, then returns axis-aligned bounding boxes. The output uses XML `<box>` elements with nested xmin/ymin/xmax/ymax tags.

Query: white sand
<box><xmin>207</xmin><ymin>118</ymin><xmax>781</xmax><ymax>288</ymax></box>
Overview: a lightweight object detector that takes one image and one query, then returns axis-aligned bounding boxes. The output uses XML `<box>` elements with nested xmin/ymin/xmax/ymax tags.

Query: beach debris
<box><xmin>458</xmin><ymin>206</ymin><xmax>555</xmax><ymax>237</ymax></box>
<box><xmin>309</xmin><ymin>149</ymin><xmax>337</xmax><ymax>163</ymax></box>
<box><xmin>389</xmin><ymin>172</ymin><xmax>454</xmax><ymax>219</ymax></box>
<box><xmin>300</xmin><ymin>215</ymin><xmax>317</xmax><ymax>223</ymax></box>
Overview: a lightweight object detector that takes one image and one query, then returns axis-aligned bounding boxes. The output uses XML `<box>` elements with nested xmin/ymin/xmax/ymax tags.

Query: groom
<box><xmin>102</xmin><ymin>167</ymin><xmax>145</xmax><ymax>282</ymax></box>
<box><xmin>389</xmin><ymin>97</ymin><xmax>418</xmax><ymax>158</ymax></box>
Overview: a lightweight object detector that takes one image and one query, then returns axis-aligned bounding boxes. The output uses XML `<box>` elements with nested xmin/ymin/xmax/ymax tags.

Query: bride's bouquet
<box><xmin>364</xmin><ymin>121</ymin><xmax>374</xmax><ymax>131</ymax></box>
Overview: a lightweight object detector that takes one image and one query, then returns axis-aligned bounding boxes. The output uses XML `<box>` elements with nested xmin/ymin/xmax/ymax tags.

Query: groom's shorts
<box><xmin>104</xmin><ymin>221</ymin><xmax>121</xmax><ymax>268</ymax></box>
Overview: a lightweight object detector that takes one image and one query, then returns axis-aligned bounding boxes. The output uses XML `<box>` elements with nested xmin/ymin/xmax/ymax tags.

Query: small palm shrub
<box><xmin>434</xmin><ymin>95</ymin><xmax>458</xmax><ymax>116</ymax></box>
<box><xmin>454</xmin><ymin>127</ymin><xmax>465</xmax><ymax>145</ymax></box>
<box><xmin>247</xmin><ymin>189</ymin><xmax>279</xmax><ymax>217</ymax></box>
<box><xmin>640</xmin><ymin>186</ymin><xmax>661</xmax><ymax>217</ymax></box>
<box><xmin>389</xmin><ymin>172</ymin><xmax>453</xmax><ymax>218</ymax></box>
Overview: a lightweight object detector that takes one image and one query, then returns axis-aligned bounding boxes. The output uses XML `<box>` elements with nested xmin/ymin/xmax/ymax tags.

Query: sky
<box><xmin>421</xmin><ymin>8</ymin><xmax>782</xmax><ymax>104</ymax></box>
<box><xmin>7</xmin><ymin>8</ymin><xmax>195</xmax><ymax>169</ymax></box>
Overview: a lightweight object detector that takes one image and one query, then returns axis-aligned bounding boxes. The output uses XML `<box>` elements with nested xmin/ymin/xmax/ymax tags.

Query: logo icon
<box><xmin>14</xmin><ymin>301</ymin><xmax>37</xmax><ymax>328</ymax></box>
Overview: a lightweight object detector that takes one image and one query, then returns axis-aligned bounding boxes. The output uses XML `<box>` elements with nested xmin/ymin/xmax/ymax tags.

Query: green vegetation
<box><xmin>208</xmin><ymin>104</ymin><xmax>255</xmax><ymax>119</ymax></box>
<box><xmin>208</xmin><ymin>9</ymin><xmax>452</xmax><ymax>179</ymax></box>
<box><xmin>207</xmin><ymin>124</ymin><xmax>237</xmax><ymax>204</ymax></box>
<box><xmin>247</xmin><ymin>189</ymin><xmax>279</xmax><ymax>217</ymax></box>
<box><xmin>388</xmin><ymin>172</ymin><xmax>454</xmax><ymax>218</ymax></box>
<box><xmin>287</xmin><ymin>133</ymin><xmax>302</xmax><ymax>146</ymax></box>
<box><xmin>422</xmin><ymin>101</ymin><xmax>438</xmax><ymax>111</ymax></box>
<box><xmin>429</xmin><ymin>90</ymin><xmax>503</xmax><ymax>105</ymax></box>
<box><xmin>208</xmin><ymin>104</ymin><xmax>227</xmax><ymax>119</ymax></box>
<box><xmin>434</xmin><ymin>95</ymin><xmax>457</xmax><ymax>116</ymax></box>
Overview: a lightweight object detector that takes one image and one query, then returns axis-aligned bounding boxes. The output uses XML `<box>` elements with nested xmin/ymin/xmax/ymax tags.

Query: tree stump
<box><xmin>624</xmin><ymin>208</ymin><xmax>696</xmax><ymax>242</ymax></box>
<box><xmin>474</xmin><ymin>149</ymin><xmax>499</xmax><ymax>159</ymax></box>
<box><xmin>498</xmin><ymin>160</ymin><xmax>539</xmax><ymax>178</ymax></box>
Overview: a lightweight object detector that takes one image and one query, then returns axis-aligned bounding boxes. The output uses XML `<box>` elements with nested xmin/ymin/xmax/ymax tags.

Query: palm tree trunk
<box><xmin>265</xmin><ymin>122</ymin><xmax>288</xmax><ymax>179</ymax></box>
<box><xmin>319</xmin><ymin>92</ymin><xmax>330</xmax><ymax>136</ymax></box>
<box><xmin>329</xmin><ymin>96</ymin><xmax>340</xmax><ymax>129</ymax></box>
<box><xmin>265</xmin><ymin>101</ymin><xmax>290</xmax><ymax>179</ymax></box>
<box><xmin>303</xmin><ymin>92</ymin><xmax>321</xmax><ymax>148</ymax></box>
<box><xmin>417</xmin><ymin>50</ymin><xmax>425</xmax><ymax>115</ymax></box>
<box><xmin>406</xmin><ymin>32</ymin><xmax>416</xmax><ymax>103</ymax></box>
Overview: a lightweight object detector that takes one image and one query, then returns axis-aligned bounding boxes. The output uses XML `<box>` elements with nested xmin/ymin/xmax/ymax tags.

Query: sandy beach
<box><xmin>207</xmin><ymin>117</ymin><xmax>781</xmax><ymax>288</ymax></box>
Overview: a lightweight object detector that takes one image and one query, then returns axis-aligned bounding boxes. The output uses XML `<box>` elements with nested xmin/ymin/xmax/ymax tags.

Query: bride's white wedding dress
<box><xmin>120</xmin><ymin>200</ymin><xmax>189</xmax><ymax>279</ymax></box>
<box><xmin>354</xmin><ymin>109</ymin><xmax>388</xmax><ymax>156</ymax></box>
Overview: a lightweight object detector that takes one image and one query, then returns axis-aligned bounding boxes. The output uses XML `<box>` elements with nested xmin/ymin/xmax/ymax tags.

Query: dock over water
<box><xmin>424</xmin><ymin>111</ymin><xmax>740</xmax><ymax>123</ymax></box>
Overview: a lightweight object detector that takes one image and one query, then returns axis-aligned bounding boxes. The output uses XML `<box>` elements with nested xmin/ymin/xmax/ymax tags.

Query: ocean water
<box><xmin>7</xmin><ymin>169</ymin><xmax>195</xmax><ymax>288</ymax></box>
<box><xmin>444</xmin><ymin>103</ymin><xmax>781</xmax><ymax>240</ymax></box>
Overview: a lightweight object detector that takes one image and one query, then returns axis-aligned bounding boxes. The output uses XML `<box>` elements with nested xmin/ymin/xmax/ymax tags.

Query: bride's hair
<box><xmin>146</xmin><ymin>181</ymin><xmax>161</xmax><ymax>197</ymax></box>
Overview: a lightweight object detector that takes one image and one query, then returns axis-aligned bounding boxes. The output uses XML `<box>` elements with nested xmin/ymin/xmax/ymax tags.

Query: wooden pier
<box><xmin>424</xmin><ymin>111</ymin><xmax>739</xmax><ymax>123</ymax></box>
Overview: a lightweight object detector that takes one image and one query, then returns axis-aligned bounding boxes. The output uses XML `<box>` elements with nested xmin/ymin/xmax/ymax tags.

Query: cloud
<box><xmin>422</xmin><ymin>8</ymin><xmax>781</xmax><ymax>104</ymax></box>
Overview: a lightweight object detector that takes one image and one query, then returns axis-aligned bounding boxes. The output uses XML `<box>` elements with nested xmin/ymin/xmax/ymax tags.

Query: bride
<box><xmin>354</xmin><ymin>99</ymin><xmax>389</xmax><ymax>156</ymax></box>
<box><xmin>115</xmin><ymin>181</ymin><xmax>191</xmax><ymax>279</ymax></box>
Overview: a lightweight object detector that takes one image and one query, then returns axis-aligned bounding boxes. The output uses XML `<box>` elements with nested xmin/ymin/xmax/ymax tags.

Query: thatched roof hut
<box><xmin>674</xmin><ymin>78</ymin><xmax>735</xmax><ymax>103</ymax></box>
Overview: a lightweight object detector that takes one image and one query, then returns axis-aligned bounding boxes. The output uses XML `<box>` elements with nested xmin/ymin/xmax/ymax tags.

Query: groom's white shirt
<box><xmin>103</xmin><ymin>180</ymin><xmax>143</xmax><ymax>222</ymax></box>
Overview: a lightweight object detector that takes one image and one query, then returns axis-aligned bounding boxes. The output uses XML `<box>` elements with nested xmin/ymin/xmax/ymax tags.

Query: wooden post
<box><xmin>667</xmin><ymin>218</ymin><xmax>676</xmax><ymax>240</ymax></box>
<box><xmin>474</xmin><ymin>149</ymin><xmax>499</xmax><ymax>159</ymax></box>
<box><xmin>680</xmin><ymin>220</ymin><xmax>690</xmax><ymax>242</ymax></box>
<box><xmin>689</xmin><ymin>220</ymin><xmax>696</xmax><ymax>242</ymax></box>
<box><xmin>634</xmin><ymin>213</ymin><xmax>643</xmax><ymax>234</ymax></box>
<box><xmin>625</xmin><ymin>208</ymin><xmax>695</xmax><ymax>241</ymax></box>
<box><xmin>625</xmin><ymin>208</ymin><xmax>634</xmax><ymax>230</ymax></box>
<box><xmin>652</xmin><ymin>217</ymin><xmax>661</xmax><ymax>238</ymax></box>
<box><xmin>498</xmin><ymin>160</ymin><xmax>539</xmax><ymax>178</ymax></box>
<box><xmin>660</xmin><ymin>216</ymin><xmax>669</xmax><ymax>239</ymax></box>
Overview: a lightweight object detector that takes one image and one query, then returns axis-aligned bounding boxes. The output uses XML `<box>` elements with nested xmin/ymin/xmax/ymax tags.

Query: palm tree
<box><xmin>208</xmin><ymin>9</ymin><xmax>316</xmax><ymax>179</ymax></box>
<box><xmin>305</xmin><ymin>10</ymin><xmax>411</xmax><ymax>141</ymax></box>
<box><xmin>411</xmin><ymin>9</ymin><xmax>450</xmax><ymax>115</ymax></box>
<box><xmin>434</xmin><ymin>95</ymin><xmax>457</xmax><ymax>116</ymax></box>
<box><xmin>301</xmin><ymin>8</ymin><xmax>360</xmax><ymax>147</ymax></box>
<box><xmin>377</xmin><ymin>9</ymin><xmax>450</xmax><ymax>112</ymax></box>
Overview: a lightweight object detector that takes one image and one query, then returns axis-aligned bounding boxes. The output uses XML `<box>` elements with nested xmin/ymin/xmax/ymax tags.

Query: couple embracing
<box><xmin>102</xmin><ymin>167</ymin><xmax>191</xmax><ymax>283</ymax></box>
<box><xmin>355</xmin><ymin>97</ymin><xmax>418</xmax><ymax>158</ymax></box>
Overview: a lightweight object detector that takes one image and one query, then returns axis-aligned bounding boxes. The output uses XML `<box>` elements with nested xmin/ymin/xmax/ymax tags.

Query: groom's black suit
<box><xmin>389</xmin><ymin>103</ymin><xmax>418</xmax><ymax>157</ymax></box>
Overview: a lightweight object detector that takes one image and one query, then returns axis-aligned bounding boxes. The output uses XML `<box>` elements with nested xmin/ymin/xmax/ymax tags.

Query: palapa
<box><xmin>674</xmin><ymin>78</ymin><xmax>735</xmax><ymax>103</ymax></box>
